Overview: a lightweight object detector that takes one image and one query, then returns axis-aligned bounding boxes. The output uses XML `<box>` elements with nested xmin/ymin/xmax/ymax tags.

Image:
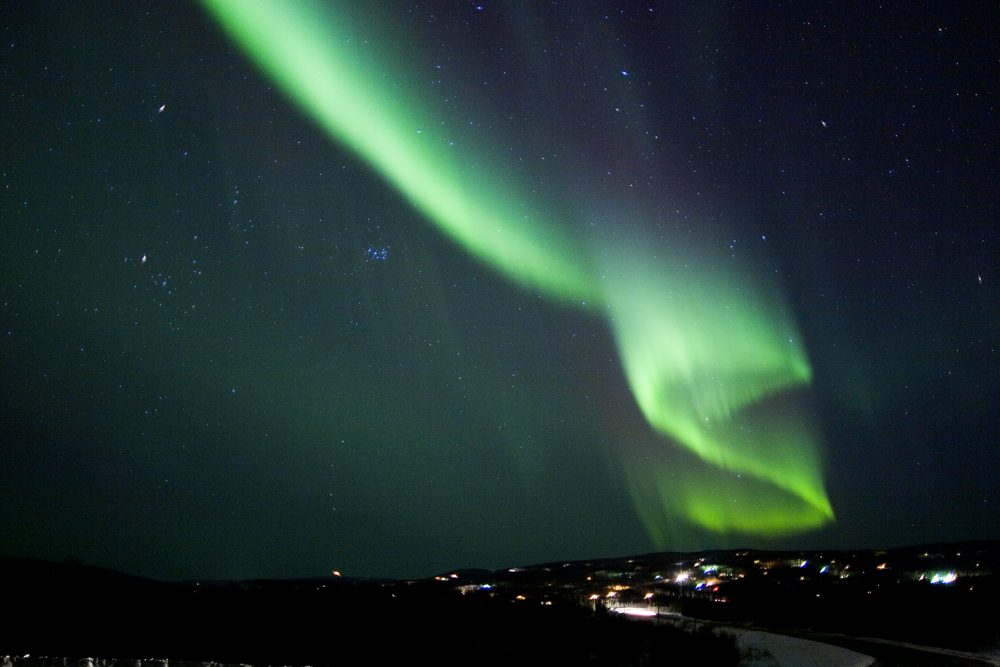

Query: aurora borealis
<box><xmin>202</xmin><ymin>0</ymin><xmax>833</xmax><ymax>538</ymax></box>
<box><xmin>2</xmin><ymin>0</ymin><xmax>997</xmax><ymax>579</ymax></box>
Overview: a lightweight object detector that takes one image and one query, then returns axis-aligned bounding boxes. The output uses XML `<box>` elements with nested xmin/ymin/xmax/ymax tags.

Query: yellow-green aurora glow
<box><xmin>201</xmin><ymin>0</ymin><xmax>834</xmax><ymax>541</ymax></box>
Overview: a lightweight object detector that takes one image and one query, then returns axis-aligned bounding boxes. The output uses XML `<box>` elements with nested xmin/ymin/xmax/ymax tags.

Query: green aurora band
<box><xmin>201</xmin><ymin>0</ymin><xmax>834</xmax><ymax>541</ymax></box>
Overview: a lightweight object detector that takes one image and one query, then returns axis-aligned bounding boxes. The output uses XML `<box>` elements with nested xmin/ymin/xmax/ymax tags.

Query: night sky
<box><xmin>2</xmin><ymin>1</ymin><xmax>997</xmax><ymax>581</ymax></box>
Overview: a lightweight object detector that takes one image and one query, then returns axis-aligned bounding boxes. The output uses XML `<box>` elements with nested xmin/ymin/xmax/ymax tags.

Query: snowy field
<box><xmin>612</xmin><ymin>606</ymin><xmax>1000</xmax><ymax>667</ymax></box>
<box><xmin>723</xmin><ymin>628</ymin><xmax>874</xmax><ymax>667</ymax></box>
<box><xmin>611</xmin><ymin>607</ymin><xmax>874</xmax><ymax>667</ymax></box>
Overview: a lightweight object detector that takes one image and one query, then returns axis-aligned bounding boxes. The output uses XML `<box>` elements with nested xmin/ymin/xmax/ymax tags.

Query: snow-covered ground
<box><xmin>722</xmin><ymin>628</ymin><xmax>874</xmax><ymax>667</ymax></box>
<box><xmin>613</xmin><ymin>606</ymin><xmax>1000</xmax><ymax>667</ymax></box>
<box><xmin>611</xmin><ymin>607</ymin><xmax>874</xmax><ymax>667</ymax></box>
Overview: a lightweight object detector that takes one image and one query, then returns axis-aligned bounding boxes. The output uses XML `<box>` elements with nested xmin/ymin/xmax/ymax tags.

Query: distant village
<box><xmin>431</xmin><ymin>541</ymin><xmax>996</xmax><ymax>611</ymax></box>
<box><xmin>389</xmin><ymin>540</ymin><xmax>1000</xmax><ymax>652</ymax></box>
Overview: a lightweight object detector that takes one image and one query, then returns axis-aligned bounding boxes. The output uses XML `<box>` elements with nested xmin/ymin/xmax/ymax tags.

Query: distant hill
<box><xmin>3</xmin><ymin>537</ymin><xmax>998</xmax><ymax>587</ymax></box>
<box><xmin>0</xmin><ymin>556</ymin><xmax>157</xmax><ymax>587</ymax></box>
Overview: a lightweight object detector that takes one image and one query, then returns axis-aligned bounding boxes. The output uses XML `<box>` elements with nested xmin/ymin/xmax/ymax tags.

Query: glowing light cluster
<box><xmin>612</xmin><ymin>607</ymin><xmax>658</xmax><ymax>618</ymax></box>
<box><xmin>929</xmin><ymin>572</ymin><xmax>957</xmax><ymax>584</ymax></box>
<box><xmin>201</xmin><ymin>0</ymin><xmax>834</xmax><ymax>539</ymax></box>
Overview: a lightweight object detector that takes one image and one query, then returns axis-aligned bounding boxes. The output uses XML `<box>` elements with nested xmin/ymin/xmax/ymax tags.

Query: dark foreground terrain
<box><xmin>4</xmin><ymin>540</ymin><xmax>999</xmax><ymax>665</ymax></box>
<box><xmin>0</xmin><ymin>558</ymin><xmax>738</xmax><ymax>666</ymax></box>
